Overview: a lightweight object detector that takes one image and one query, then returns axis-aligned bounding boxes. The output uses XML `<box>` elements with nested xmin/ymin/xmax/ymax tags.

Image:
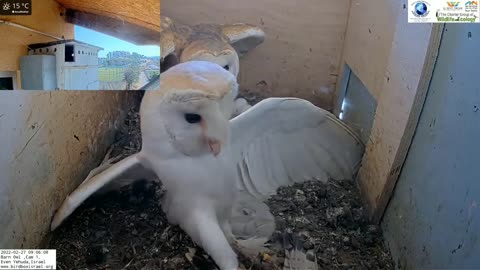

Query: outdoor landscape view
<box><xmin>75</xmin><ymin>25</ymin><xmax>160</xmax><ymax>90</ymax></box>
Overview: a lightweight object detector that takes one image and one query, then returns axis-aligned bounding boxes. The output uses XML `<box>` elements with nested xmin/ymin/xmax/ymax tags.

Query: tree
<box><xmin>124</xmin><ymin>65</ymin><xmax>140</xmax><ymax>90</ymax></box>
<box><xmin>147</xmin><ymin>71</ymin><xmax>160</xmax><ymax>82</ymax></box>
<box><xmin>132</xmin><ymin>52</ymin><xmax>144</xmax><ymax>59</ymax></box>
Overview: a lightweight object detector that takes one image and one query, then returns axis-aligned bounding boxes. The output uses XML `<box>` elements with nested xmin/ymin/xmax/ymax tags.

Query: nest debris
<box><xmin>47</xmin><ymin>100</ymin><xmax>394</xmax><ymax>270</ymax></box>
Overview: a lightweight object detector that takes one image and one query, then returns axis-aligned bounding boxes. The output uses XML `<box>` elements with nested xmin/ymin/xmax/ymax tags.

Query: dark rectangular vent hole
<box><xmin>0</xmin><ymin>77</ymin><xmax>14</xmax><ymax>90</ymax></box>
<box><xmin>65</xmin><ymin>44</ymin><xmax>75</xmax><ymax>62</ymax></box>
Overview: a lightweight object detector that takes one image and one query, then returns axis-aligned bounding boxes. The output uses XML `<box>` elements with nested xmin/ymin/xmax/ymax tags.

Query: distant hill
<box><xmin>99</xmin><ymin>53</ymin><xmax>160</xmax><ymax>68</ymax></box>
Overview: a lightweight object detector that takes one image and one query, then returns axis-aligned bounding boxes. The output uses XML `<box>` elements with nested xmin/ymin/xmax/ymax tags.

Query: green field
<box><xmin>98</xmin><ymin>67</ymin><xmax>126</xmax><ymax>82</ymax></box>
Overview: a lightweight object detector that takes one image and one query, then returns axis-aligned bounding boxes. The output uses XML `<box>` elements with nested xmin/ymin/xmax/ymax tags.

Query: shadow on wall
<box><xmin>382</xmin><ymin>24</ymin><xmax>480</xmax><ymax>269</ymax></box>
<box><xmin>0</xmin><ymin>91</ymin><xmax>140</xmax><ymax>248</ymax></box>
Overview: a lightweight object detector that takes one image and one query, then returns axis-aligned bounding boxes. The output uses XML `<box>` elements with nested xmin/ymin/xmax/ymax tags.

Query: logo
<box><xmin>447</xmin><ymin>1</ymin><xmax>460</xmax><ymax>7</ymax></box>
<box><xmin>443</xmin><ymin>1</ymin><xmax>463</xmax><ymax>10</ymax></box>
<box><xmin>411</xmin><ymin>1</ymin><xmax>430</xmax><ymax>17</ymax></box>
<box><xmin>465</xmin><ymin>1</ymin><xmax>479</xmax><ymax>12</ymax></box>
<box><xmin>408</xmin><ymin>0</ymin><xmax>434</xmax><ymax>22</ymax></box>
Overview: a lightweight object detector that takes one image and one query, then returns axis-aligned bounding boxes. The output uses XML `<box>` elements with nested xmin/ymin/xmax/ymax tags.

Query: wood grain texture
<box><xmin>357</xmin><ymin>3</ymin><xmax>444</xmax><ymax>222</ymax></box>
<box><xmin>162</xmin><ymin>0</ymin><xmax>351</xmax><ymax>110</ymax></box>
<box><xmin>0</xmin><ymin>0</ymin><xmax>74</xmax><ymax>72</ymax></box>
<box><xmin>56</xmin><ymin>0</ymin><xmax>160</xmax><ymax>33</ymax></box>
<box><xmin>0</xmin><ymin>91</ymin><xmax>139</xmax><ymax>248</ymax></box>
<box><xmin>341</xmin><ymin>0</ymin><xmax>400</xmax><ymax>100</ymax></box>
<box><xmin>65</xmin><ymin>10</ymin><xmax>160</xmax><ymax>45</ymax></box>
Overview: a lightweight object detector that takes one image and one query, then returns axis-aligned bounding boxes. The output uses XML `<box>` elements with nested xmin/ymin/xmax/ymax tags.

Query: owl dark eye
<box><xmin>223</xmin><ymin>65</ymin><xmax>229</xmax><ymax>71</ymax></box>
<box><xmin>184</xmin><ymin>113</ymin><xmax>202</xmax><ymax>124</ymax></box>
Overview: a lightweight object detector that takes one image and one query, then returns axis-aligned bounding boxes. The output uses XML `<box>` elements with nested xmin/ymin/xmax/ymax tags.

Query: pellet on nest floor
<box><xmin>46</xmin><ymin>96</ymin><xmax>394</xmax><ymax>270</ymax></box>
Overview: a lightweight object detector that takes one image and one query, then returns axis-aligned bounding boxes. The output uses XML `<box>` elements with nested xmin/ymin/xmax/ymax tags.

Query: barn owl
<box><xmin>51</xmin><ymin>61</ymin><xmax>364</xmax><ymax>269</ymax></box>
<box><xmin>160</xmin><ymin>16</ymin><xmax>266</xmax><ymax>117</ymax></box>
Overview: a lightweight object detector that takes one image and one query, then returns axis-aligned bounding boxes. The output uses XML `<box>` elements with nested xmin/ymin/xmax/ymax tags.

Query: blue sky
<box><xmin>74</xmin><ymin>25</ymin><xmax>160</xmax><ymax>57</ymax></box>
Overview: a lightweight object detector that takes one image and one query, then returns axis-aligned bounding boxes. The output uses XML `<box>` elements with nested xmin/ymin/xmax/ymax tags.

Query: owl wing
<box><xmin>229</xmin><ymin>98</ymin><xmax>364</xmax><ymax>200</ymax></box>
<box><xmin>221</xmin><ymin>23</ymin><xmax>265</xmax><ymax>57</ymax></box>
<box><xmin>50</xmin><ymin>153</ymin><xmax>154</xmax><ymax>231</ymax></box>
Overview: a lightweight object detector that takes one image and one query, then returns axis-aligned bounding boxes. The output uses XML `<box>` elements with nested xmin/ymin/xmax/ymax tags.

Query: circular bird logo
<box><xmin>412</xmin><ymin>1</ymin><xmax>430</xmax><ymax>17</ymax></box>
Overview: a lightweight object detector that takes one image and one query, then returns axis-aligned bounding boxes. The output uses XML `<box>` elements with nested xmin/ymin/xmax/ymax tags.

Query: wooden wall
<box><xmin>162</xmin><ymin>0</ymin><xmax>351</xmax><ymax>110</ymax></box>
<box><xmin>382</xmin><ymin>23</ymin><xmax>480</xmax><ymax>268</ymax></box>
<box><xmin>336</xmin><ymin>0</ymin><xmax>444</xmax><ymax>222</ymax></box>
<box><xmin>341</xmin><ymin>0</ymin><xmax>398</xmax><ymax>100</ymax></box>
<box><xmin>0</xmin><ymin>91</ymin><xmax>138</xmax><ymax>248</ymax></box>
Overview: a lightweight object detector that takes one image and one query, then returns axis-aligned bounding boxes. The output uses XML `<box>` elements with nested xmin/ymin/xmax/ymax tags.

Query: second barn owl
<box><xmin>160</xmin><ymin>16</ymin><xmax>266</xmax><ymax>116</ymax></box>
<box><xmin>160</xmin><ymin>16</ymin><xmax>265</xmax><ymax>75</ymax></box>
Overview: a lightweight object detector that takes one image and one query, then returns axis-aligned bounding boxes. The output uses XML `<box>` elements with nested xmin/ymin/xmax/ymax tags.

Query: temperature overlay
<box><xmin>0</xmin><ymin>0</ymin><xmax>31</xmax><ymax>15</ymax></box>
<box><xmin>0</xmin><ymin>250</ymin><xmax>56</xmax><ymax>269</ymax></box>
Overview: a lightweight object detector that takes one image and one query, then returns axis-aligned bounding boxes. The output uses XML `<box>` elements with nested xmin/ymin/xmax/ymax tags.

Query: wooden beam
<box><xmin>64</xmin><ymin>9</ymin><xmax>160</xmax><ymax>45</ymax></box>
<box><xmin>56</xmin><ymin>0</ymin><xmax>160</xmax><ymax>32</ymax></box>
<box><xmin>57</xmin><ymin>0</ymin><xmax>159</xmax><ymax>45</ymax></box>
<box><xmin>357</xmin><ymin>7</ymin><xmax>444</xmax><ymax>222</ymax></box>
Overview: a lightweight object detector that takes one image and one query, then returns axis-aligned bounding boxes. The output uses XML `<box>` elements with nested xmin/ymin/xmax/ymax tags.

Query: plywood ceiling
<box><xmin>56</xmin><ymin>0</ymin><xmax>160</xmax><ymax>45</ymax></box>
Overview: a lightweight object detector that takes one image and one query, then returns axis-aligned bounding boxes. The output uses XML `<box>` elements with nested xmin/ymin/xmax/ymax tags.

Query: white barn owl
<box><xmin>51</xmin><ymin>61</ymin><xmax>364</xmax><ymax>270</ymax></box>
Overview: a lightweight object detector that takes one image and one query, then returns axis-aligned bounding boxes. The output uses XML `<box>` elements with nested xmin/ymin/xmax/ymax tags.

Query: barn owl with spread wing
<box><xmin>160</xmin><ymin>16</ymin><xmax>266</xmax><ymax>117</ymax></box>
<box><xmin>69</xmin><ymin>16</ymin><xmax>267</xmax><ymax>196</ymax></box>
<box><xmin>51</xmin><ymin>61</ymin><xmax>363</xmax><ymax>270</ymax></box>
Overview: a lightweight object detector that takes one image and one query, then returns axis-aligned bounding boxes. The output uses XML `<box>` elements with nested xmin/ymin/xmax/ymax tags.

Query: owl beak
<box><xmin>206</xmin><ymin>138</ymin><xmax>221</xmax><ymax>156</ymax></box>
<box><xmin>200</xmin><ymin>109</ymin><xmax>227</xmax><ymax>157</ymax></box>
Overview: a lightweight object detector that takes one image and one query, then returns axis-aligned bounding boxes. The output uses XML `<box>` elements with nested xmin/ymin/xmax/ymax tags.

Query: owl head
<box><xmin>141</xmin><ymin>61</ymin><xmax>237</xmax><ymax>158</ymax></box>
<box><xmin>160</xmin><ymin>16</ymin><xmax>265</xmax><ymax>78</ymax></box>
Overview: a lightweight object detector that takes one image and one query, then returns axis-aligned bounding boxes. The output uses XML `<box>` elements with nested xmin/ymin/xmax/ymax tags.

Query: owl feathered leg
<box><xmin>180</xmin><ymin>208</ymin><xmax>239</xmax><ymax>270</ymax></box>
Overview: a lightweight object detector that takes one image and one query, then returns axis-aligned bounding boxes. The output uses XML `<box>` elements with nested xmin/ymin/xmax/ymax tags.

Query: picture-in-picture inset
<box><xmin>0</xmin><ymin>0</ymin><xmax>160</xmax><ymax>91</ymax></box>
